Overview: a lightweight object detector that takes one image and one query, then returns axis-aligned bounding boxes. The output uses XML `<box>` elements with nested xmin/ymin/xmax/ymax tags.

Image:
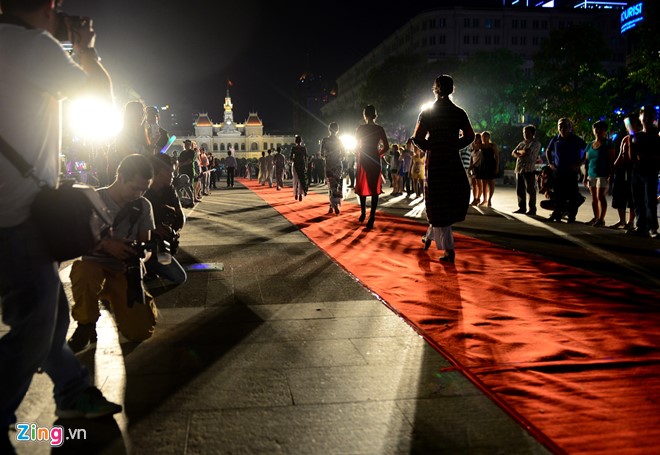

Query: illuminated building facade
<box><xmin>173</xmin><ymin>90</ymin><xmax>296</xmax><ymax>159</ymax></box>
<box><xmin>322</xmin><ymin>6</ymin><xmax>625</xmax><ymax>117</ymax></box>
<box><xmin>502</xmin><ymin>0</ymin><xmax>628</xmax><ymax>7</ymax></box>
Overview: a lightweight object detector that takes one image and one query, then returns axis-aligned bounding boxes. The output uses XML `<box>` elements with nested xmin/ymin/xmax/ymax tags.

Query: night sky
<box><xmin>62</xmin><ymin>0</ymin><xmax>578</xmax><ymax>129</ymax></box>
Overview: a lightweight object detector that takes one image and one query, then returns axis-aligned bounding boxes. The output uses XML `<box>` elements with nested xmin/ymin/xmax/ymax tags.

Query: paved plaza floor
<box><xmin>3</xmin><ymin>178</ymin><xmax>658</xmax><ymax>454</ymax></box>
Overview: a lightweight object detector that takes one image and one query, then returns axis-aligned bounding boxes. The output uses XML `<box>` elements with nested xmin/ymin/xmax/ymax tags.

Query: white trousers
<box><xmin>425</xmin><ymin>224</ymin><xmax>454</xmax><ymax>251</ymax></box>
<box><xmin>292</xmin><ymin>169</ymin><xmax>304</xmax><ymax>198</ymax></box>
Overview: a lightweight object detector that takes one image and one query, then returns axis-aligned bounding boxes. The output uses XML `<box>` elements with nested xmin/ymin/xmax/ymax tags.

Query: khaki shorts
<box><xmin>587</xmin><ymin>177</ymin><xmax>609</xmax><ymax>189</ymax></box>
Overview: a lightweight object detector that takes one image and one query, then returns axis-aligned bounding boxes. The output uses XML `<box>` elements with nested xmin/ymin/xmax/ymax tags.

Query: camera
<box><xmin>130</xmin><ymin>239</ymin><xmax>172</xmax><ymax>265</ymax></box>
<box><xmin>160</xmin><ymin>210</ymin><xmax>181</xmax><ymax>256</ymax></box>
<box><xmin>54</xmin><ymin>12</ymin><xmax>85</xmax><ymax>43</ymax></box>
<box><xmin>125</xmin><ymin>239</ymin><xmax>170</xmax><ymax>307</ymax></box>
<box><xmin>125</xmin><ymin>256</ymin><xmax>146</xmax><ymax>307</ymax></box>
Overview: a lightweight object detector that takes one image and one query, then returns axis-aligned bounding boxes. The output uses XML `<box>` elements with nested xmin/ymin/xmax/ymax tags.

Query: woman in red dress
<box><xmin>355</xmin><ymin>105</ymin><xmax>389</xmax><ymax>230</ymax></box>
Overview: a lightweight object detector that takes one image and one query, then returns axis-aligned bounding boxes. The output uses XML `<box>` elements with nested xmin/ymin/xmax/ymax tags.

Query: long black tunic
<box><xmin>413</xmin><ymin>98</ymin><xmax>475</xmax><ymax>227</ymax></box>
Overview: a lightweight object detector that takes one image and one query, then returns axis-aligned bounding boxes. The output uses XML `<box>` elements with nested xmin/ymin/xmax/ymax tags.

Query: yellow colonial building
<box><xmin>174</xmin><ymin>90</ymin><xmax>295</xmax><ymax>159</ymax></box>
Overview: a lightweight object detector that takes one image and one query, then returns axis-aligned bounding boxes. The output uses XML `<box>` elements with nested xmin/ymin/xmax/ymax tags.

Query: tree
<box><xmin>453</xmin><ymin>49</ymin><xmax>525</xmax><ymax>130</ymax></box>
<box><xmin>452</xmin><ymin>49</ymin><xmax>527</xmax><ymax>148</ymax></box>
<box><xmin>358</xmin><ymin>54</ymin><xmax>429</xmax><ymax>143</ymax></box>
<box><xmin>626</xmin><ymin>2</ymin><xmax>660</xmax><ymax>100</ymax></box>
<box><xmin>526</xmin><ymin>24</ymin><xmax>611</xmax><ymax>139</ymax></box>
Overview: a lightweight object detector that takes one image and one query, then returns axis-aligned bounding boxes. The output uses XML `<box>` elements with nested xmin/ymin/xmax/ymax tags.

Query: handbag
<box><xmin>0</xmin><ymin>135</ymin><xmax>113</xmax><ymax>262</ymax></box>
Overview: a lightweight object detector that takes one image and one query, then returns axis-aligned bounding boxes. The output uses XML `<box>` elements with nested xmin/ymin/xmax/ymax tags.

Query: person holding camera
<box><xmin>144</xmin><ymin>154</ymin><xmax>187</xmax><ymax>286</ymax></box>
<box><xmin>0</xmin><ymin>1</ymin><xmax>121</xmax><ymax>449</ymax></box>
<box><xmin>68</xmin><ymin>155</ymin><xmax>158</xmax><ymax>353</ymax></box>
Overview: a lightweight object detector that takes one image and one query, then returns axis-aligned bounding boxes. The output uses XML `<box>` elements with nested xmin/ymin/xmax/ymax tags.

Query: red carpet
<box><xmin>241</xmin><ymin>179</ymin><xmax>660</xmax><ymax>454</ymax></box>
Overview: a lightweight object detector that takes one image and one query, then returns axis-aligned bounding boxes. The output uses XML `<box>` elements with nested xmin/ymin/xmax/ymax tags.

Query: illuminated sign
<box><xmin>621</xmin><ymin>2</ymin><xmax>644</xmax><ymax>33</ymax></box>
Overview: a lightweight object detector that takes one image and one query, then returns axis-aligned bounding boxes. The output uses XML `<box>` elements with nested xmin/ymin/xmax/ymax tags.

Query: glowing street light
<box><xmin>66</xmin><ymin>97</ymin><xmax>122</xmax><ymax>142</ymax></box>
<box><xmin>340</xmin><ymin>134</ymin><xmax>357</xmax><ymax>151</ymax></box>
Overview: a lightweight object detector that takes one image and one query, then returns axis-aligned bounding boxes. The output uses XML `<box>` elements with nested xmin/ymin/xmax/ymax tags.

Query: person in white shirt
<box><xmin>511</xmin><ymin>125</ymin><xmax>541</xmax><ymax>215</ymax></box>
<box><xmin>0</xmin><ymin>1</ymin><xmax>121</xmax><ymax>449</ymax></box>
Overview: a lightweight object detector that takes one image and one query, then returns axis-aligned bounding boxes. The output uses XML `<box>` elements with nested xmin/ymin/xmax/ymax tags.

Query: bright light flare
<box><xmin>340</xmin><ymin>134</ymin><xmax>357</xmax><ymax>151</ymax></box>
<box><xmin>420</xmin><ymin>101</ymin><xmax>434</xmax><ymax>112</ymax></box>
<box><xmin>67</xmin><ymin>97</ymin><xmax>122</xmax><ymax>141</ymax></box>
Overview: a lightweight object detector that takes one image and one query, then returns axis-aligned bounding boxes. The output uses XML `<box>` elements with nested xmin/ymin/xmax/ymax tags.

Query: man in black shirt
<box><xmin>545</xmin><ymin>118</ymin><xmax>587</xmax><ymax>223</ymax></box>
<box><xmin>177</xmin><ymin>139</ymin><xmax>196</xmax><ymax>206</ymax></box>
<box><xmin>145</xmin><ymin>154</ymin><xmax>187</xmax><ymax>285</ymax></box>
<box><xmin>629</xmin><ymin>106</ymin><xmax>660</xmax><ymax>238</ymax></box>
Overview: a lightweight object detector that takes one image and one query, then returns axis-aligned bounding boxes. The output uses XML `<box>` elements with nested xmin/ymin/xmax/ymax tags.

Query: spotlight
<box><xmin>340</xmin><ymin>134</ymin><xmax>357</xmax><ymax>151</ymax></box>
<box><xmin>66</xmin><ymin>97</ymin><xmax>122</xmax><ymax>141</ymax></box>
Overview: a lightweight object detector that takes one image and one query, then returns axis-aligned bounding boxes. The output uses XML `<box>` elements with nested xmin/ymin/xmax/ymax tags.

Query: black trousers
<box><xmin>516</xmin><ymin>171</ymin><xmax>537</xmax><ymax>210</ymax></box>
<box><xmin>226</xmin><ymin>167</ymin><xmax>235</xmax><ymax>187</ymax></box>
<box><xmin>552</xmin><ymin>171</ymin><xmax>580</xmax><ymax>219</ymax></box>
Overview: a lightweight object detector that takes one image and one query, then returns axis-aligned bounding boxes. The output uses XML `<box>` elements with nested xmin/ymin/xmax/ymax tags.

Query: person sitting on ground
<box><xmin>545</xmin><ymin>118</ymin><xmax>587</xmax><ymax>223</ymax></box>
<box><xmin>68</xmin><ymin>154</ymin><xmax>158</xmax><ymax>352</ymax></box>
<box><xmin>144</xmin><ymin>154</ymin><xmax>187</xmax><ymax>287</ymax></box>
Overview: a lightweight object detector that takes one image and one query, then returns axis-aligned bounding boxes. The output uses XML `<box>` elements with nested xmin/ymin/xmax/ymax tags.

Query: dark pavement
<box><xmin>3</xmin><ymin>177</ymin><xmax>658</xmax><ymax>454</ymax></box>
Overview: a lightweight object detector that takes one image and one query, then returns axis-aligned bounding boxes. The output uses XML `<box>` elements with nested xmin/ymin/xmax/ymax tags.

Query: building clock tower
<box><xmin>220</xmin><ymin>89</ymin><xmax>238</xmax><ymax>134</ymax></box>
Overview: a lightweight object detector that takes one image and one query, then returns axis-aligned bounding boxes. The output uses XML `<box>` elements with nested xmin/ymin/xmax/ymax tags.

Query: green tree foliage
<box><xmin>356</xmin><ymin>51</ymin><xmax>527</xmax><ymax>146</ymax></box>
<box><xmin>604</xmin><ymin>2</ymin><xmax>660</xmax><ymax>137</ymax></box>
<box><xmin>626</xmin><ymin>2</ymin><xmax>660</xmax><ymax>100</ymax></box>
<box><xmin>526</xmin><ymin>24</ymin><xmax>611</xmax><ymax>138</ymax></box>
<box><xmin>451</xmin><ymin>49</ymin><xmax>527</xmax><ymax>150</ymax></box>
<box><xmin>358</xmin><ymin>54</ymin><xmax>428</xmax><ymax>143</ymax></box>
<box><xmin>452</xmin><ymin>50</ymin><xmax>526</xmax><ymax>132</ymax></box>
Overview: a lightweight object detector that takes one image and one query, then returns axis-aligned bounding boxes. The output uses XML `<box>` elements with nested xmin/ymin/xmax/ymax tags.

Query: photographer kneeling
<box><xmin>144</xmin><ymin>154</ymin><xmax>187</xmax><ymax>287</ymax></box>
<box><xmin>68</xmin><ymin>154</ymin><xmax>158</xmax><ymax>352</ymax></box>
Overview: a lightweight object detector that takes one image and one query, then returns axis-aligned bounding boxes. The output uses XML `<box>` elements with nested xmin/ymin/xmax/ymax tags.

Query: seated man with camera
<box><xmin>68</xmin><ymin>154</ymin><xmax>158</xmax><ymax>353</ymax></box>
<box><xmin>144</xmin><ymin>154</ymin><xmax>187</xmax><ymax>287</ymax></box>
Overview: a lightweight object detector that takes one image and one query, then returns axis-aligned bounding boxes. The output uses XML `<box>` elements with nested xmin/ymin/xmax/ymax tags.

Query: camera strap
<box><xmin>112</xmin><ymin>199</ymin><xmax>143</xmax><ymax>239</ymax></box>
<box><xmin>0</xmin><ymin>135</ymin><xmax>49</xmax><ymax>188</ymax></box>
